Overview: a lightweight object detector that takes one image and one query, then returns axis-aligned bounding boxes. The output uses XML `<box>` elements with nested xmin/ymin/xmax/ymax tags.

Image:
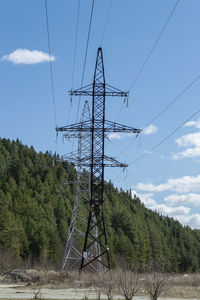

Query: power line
<box><xmin>144</xmin><ymin>72</ymin><xmax>200</xmax><ymax>128</ymax></box>
<box><xmin>112</xmin><ymin>169</ymin><xmax>125</xmax><ymax>184</ymax></box>
<box><xmin>130</xmin><ymin>106</ymin><xmax>200</xmax><ymax>165</ymax></box>
<box><xmin>99</xmin><ymin>0</ymin><xmax>113</xmax><ymax>45</ymax></box>
<box><xmin>128</xmin><ymin>0</ymin><xmax>181</xmax><ymax>91</ymax></box>
<box><xmin>71</xmin><ymin>0</ymin><xmax>95</xmax><ymax>154</ymax></box>
<box><xmin>67</xmin><ymin>0</ymin><xmax>81</xmax><ymax>124</ymax></box>
<box><xmin>44</xmin><ymin>0</ymin><xmax>57</xmax><ymax>127</ymax></box>
<box><xmin>107</xmin><ymin>137</ymin><xmax>137</xmax><ymax>184</ymax></box>
<box><xmin>114</xmin><ymin>71</ymin><xmax>200</xmax><ymax>159</ymax></box>
<box><xmin>107</xmin><ymin>136</ymin><xmax>133</xmax><ymax>163</ymax></box>
<box><xmin>108</xmin><ymin>134</ymin><xmax>139</xmax><ymax>159</ymax></box>
<box><xmin>115</xmin><ymin>0</ymin><xmax>181</xmax><ymax>123</ymax></box>
<box><xmin>108</xmin><ymin>135</ymin><xmax>166</xmax><ymax>184</ymax></box>
<box><xmin>75</xmin><ymin>0</ymin><xmax>95</xmax><ymax>123</ymax></box>
<box><xmin>71</xmin><ymin>0</ymin><xmax>81</xmax><ymax>91</ymax></box>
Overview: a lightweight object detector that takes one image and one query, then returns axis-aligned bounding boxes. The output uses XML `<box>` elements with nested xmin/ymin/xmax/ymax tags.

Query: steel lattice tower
<box><xmin>57</xmin><ymin>47</ymin><xmax>141</xmax><ymax>272</ymax></box>
<box><xmin>61</xmin><ymin>100</ymin><xmax>101</xmax><ymax>272</ymax></box>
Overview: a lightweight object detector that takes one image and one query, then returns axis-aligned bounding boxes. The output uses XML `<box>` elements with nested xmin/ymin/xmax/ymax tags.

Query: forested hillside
<box><xmin>0</xmin><ymin>137</ymin><xmax>200</xmax><ymax>272</ymax></box>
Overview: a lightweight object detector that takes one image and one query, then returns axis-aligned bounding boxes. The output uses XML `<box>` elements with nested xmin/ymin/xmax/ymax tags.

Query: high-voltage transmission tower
<box><xmin>57</xmin><ymin>47</ymin><xmax>141</xmax><ymax>272</ymax></box>
<box><xmin>61</xmin><ymin>100</ymin><xmax>101</xmax><ymax>273</ymax></box>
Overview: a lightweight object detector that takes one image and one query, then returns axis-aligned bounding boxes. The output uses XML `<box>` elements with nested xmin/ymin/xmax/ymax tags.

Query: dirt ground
<box><xmin>0</xmin><ymin>270</ymin><xmax>200</xmax><ymax>299</ymax></box>
<box><xmin>0</xmin><ymin>284</ymin><xmax>197</xmax><ymax>300</ymax></box>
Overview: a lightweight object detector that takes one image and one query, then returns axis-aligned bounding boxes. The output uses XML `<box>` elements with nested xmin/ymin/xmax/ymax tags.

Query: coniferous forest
<box><xmin>0</xmin><ymin>137</ymin><xmax>200</xmax><ymax>272</ymax></box>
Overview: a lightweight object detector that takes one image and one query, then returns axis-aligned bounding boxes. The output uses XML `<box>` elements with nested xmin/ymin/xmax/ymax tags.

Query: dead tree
<box><xmin>102</xmin><ymin>271</ymin><xmax>116</xmax><ymax>300</ymax></box>
<box><xmin>116</xmin><ymin>266</ymin><xmax>141</xmax><ymax>300</ymax></box>
<box><xmin>144</xmin><ymin>262</ymin><xmax>170</xmax><ymax>300</ymax></box>
<box><xmin>92</xmin><ymin>271</ymin><xmax>116</xmax><ymax>300</ymax></box>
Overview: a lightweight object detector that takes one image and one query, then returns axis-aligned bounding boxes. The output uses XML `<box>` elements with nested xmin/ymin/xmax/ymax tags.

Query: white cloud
<box><xmin>143</xmin><ymin>124</ymin><xmax>158</xmax><ymax>135</ymax></box>
<box><xmin>172</xmin><ymin>148</ymin><xmax>200</xmax><ymax>160</ymax></box>
<box><xmin>175</xmin><ymin>132</ymin><xmax>200</xmax><ymax>148</ymax></box>
<box><xmin>1</xmin><ymin>49</ymin><xmax>55</xmax><ymax>65</ymax></box>
<box><xmin>107</xmin><ymin>133</ymin><xmax>122</xmax><ymax>140</ymax></box>
<box><xmin>136</xmin><ymin>181</ymin><xmax>172</xmax><ymax>193</ymax></box>
<box><xmin>164</xmin><ymin>193</ymin><xmax>200</xmax><ymax>207</ymax></box>
<box><xmin>184</xmin><ymin>118</ymin><xmax>200</xmax><ymax>129</ymax></box>
<box><xmin>107</xmin><ymin>132</ymin><xmax>134</xmax><ymax>140</ymax></box>
<box><xmin>132</xmin><ymin>191</ymin><xmax>156</xmax><ymax>206</ymax></box>
<box><xmin>150</xmin><ymin>204</ymin><xmax>190</xmax><ymax>216</ymax></box>
<box><xmin>150</xmin><ymin>205</ymin><xmax>200</xmax><ymax>228</ymax></box>
<box><xmin>133</xmin><ymin>191</ymin><xmax>190</xmax><ymax>215</ymax></box>
<box><xmin>133</xmin><ymin>190</ymin><xmax>200</xmax><ymax>228</ymax></box>
<box><xmin>172</xmin><ymin>132</ymin><xmax>200</xmax><ymax>160</ymax></box>
<box><xmin>177</xmin><ymin>214</ymin><xmax>200</xmax><ymax>228</ymax></box>
<box><xmin>136</xmin><ymin>174</ymin><xmax>200</xmax><ymax>193</ymax></box>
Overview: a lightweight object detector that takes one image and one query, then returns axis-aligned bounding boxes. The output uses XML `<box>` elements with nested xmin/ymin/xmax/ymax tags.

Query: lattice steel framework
<box><xmin>57</xmin><ymin>47</ymin><xmax>141</xmax><ymax>272</ymax></box>
<box><xmin>61</xmin><ymin>101</ymin><xmax>101</xmax><ymax>273</ymax></box>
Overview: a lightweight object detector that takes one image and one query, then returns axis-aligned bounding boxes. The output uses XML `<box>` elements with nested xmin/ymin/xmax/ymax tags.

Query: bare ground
<box><xmin>0</xmin><ymin>270</ymin><xmax>200</xmax><ymax>299</ymax></box>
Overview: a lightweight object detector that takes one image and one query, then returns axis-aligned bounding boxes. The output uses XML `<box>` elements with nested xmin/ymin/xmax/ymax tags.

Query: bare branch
<box><xmin>116</xmin><ymin>265</ymin><xmax>141</xmax><ymax>300</ymax></box>
<box><xmin>144</xmin><ymin>261</ymin><xmax>170</xmax><ymax>300</ymax></box>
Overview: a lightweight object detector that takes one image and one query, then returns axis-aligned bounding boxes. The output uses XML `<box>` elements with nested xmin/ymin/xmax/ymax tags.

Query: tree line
<box><xmin>0</xmin><ymin>137</ymin><xmax>200</xmax><ymax>272</ymax></box>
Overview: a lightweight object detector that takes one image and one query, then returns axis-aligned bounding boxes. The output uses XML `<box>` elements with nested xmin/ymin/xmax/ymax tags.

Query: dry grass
<box><xmin>2</xmin><ymin>269</ymin><xmax>200</xmax><ymax>299</ymax></box>
<box><xmin>164</xmin><ymin>274</ymin><xmax>200</xmax><ymax>298</ymax></box>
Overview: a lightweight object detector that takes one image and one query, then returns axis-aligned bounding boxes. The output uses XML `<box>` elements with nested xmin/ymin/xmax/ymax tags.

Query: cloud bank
<box><xmin>133</xmin><ymin>190</ymin><xmax>200</xmax><ymax>228</ymax></box>
<box><xmin>164</xmin><ymin>193</ymin><xmax>200</xmax><ymax>207</ymax></box>
<box><xmin>172</xmin><ymin>118</ymin><xmax>200</xmax><ymax>160</ymax></box>
<box><xmin>173</xmin><ymin>131</ymin><xmax>200</xmax><ymax>160</ymax></box>
<box><xmin>136</xmin><ymin>174</ymin><xmax>200</xmax><ymax>193</ymax></box>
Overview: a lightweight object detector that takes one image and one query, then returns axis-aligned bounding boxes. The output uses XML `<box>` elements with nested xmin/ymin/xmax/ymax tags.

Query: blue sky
<box><xmin>1</xmin><ymin>0</ymin><xmax>200</xmax><ymax>228</ymax></box>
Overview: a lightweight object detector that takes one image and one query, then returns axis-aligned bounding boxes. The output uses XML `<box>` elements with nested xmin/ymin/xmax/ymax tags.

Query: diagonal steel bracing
<box><xmin>57</xmin><ymin>47</ymin><xmax>141</xmax><ymax>272</ymax></box>
<box><xmin>61</xmin><ymin>101</ymin><xmax>101</xmax><ymax>273</ymax></box>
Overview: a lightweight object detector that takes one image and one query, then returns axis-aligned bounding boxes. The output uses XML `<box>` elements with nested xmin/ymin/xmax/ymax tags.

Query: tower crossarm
<box><xmin>70</xmin><ymin>84</ymin><xmax>129</xmax><ymax>97</ymax></box>
<box><xmin>56</xmin><ymin>120</ymin><xmax>141</xmax><ymax>135</ymax></box>
<box><xmin>56</xmin><ymin>120</ymin><xmax>91</xmax><ymax>133</ymax></box>
<box><xmin>62</xmin><ymin>153</ymin><xmax>127</xmax><ymax>168</ymax></box>
<box><xmin>104</xmin><ymin>155</ymin><xmax>127</xmax><ymax>168</ymax></box>
<box><xmin>105</xmin><ymin>120</ymin><xmax>142</xmax><ymax>133</ymax></box>
<box><xmin>62</xmin><ymin>154</ymin><xmax>91</xmax><ymax>166</ymax></box>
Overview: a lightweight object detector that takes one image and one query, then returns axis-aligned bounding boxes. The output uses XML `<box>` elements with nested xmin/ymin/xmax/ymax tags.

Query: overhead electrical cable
<box><xmin>112</xmin><ymin>169</ymin><xmax>125</xmax><ymax>183</ymax></box>
<box><xmin>116</xmin><ymin>135</ymin><xmax>139</xmax><ymax>158</ymax></box>
<box><xmin>130</xmin><ymin>106</ymin><xmax>200</xmax><ymax>165</ymax></box>
<box><xmin>75</xmin><ymin>0</ymin><xmax>95</xmax><ymax>123</ymax></box>
<box><xmin>107</xmin><ymin>136</ymin><xmax>132</xmax><ymax>163</ymax></box>
<box><xmin>128</xmin><ymin>0</ymin><xmax>181</xmax><ymax>91</ymax></box>
<box><xmin>71</xmin><ymin>0</ymin><xmax>81</xmax><ymax>91</ymax></box>
<box><xmin>67</xmin><ymin>0</ymin><xmax>81</xmax><ymax>123</ymax></box>
<box><xmin>99</xmin><ymin>0</ymin><xmax>113</xmax><ymax>45</ymax></box>
<box><xmin>115</xmin><ymin>71</ymin><xmax>200</xmax><ymax>159</ymax></box>
<box><xmin>44</xmin><ymin>0</ymin><xmax>58</xmax><ymax>127</ymax></box>
<box><xmin>115</xmin><ymin>0</ymin><xmax>181</xmax><ymax>123</ymax></box>
<box><xmin>143</xmin><ymin>72</ymin><xmax>200</xmax><ymax>128</ymax></box>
